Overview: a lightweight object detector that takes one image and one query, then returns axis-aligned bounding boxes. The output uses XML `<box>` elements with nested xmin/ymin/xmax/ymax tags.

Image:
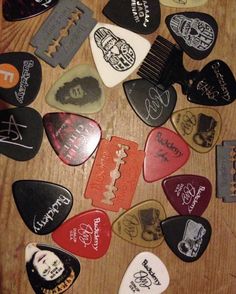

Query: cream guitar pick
<box><xmin>160</xmin><ymin>0</ymin><xmax>207</xmax><ymax>8</ymax></box>
<box><xmin>171</xmin><ymin>107</ymin><xmax>222</xmax><ymax>153</ymax></box>
<box><xmin>46</xmin><ymin>65</ymin><xmax>106</xmax><ymax>114</ymax></box>
<box><xmin>89</xmin><ymin>23</ymin><xmax>151</xmax><ymax>87</ymax></box>
<box><xmin>119</xmin><ymin>252</ymin><xmax>170</xmax><ymax>294</ymax></box>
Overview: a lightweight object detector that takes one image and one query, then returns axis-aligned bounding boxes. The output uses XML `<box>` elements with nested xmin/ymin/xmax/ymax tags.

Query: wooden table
<box><xmin>0</xmin><ymin>0</ymin><xmax>236</xmax><ymax>293</ymax></box>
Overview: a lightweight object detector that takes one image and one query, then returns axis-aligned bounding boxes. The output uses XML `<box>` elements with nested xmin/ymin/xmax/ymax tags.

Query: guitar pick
<box><xmin>112</xmin><ymin>200</ymin><xmax>166</xmax><ymax>248</ymax></box>
<box><xmin>3</xmin><ymin>0</ymin><xmax>58</xmax><ymax>21</ymax></box>
<box><xmin>0</xmin><ymin>52</ymin><xmax>42</xmax><ymax>106</ymax></box>
<box><xmin>102</xmin><ymin>0</ymin><xmax>161</xmax><ymax>35</ymax></box>
<box><xmin>43</xmin><ymin>112</ymin><xmax>101</xmax><ymax>166</ymax></box>
<box><xmin>162</xmin><ymin>175</ymin><xmax>212</xmax><ymax>216</ymax></box>
<box><xmin>160</xmin><ymin>0</ymin><xmax>207</xmax><ymax>8</ymax></box>
<box><xmin>25</xmin><ymin>243</ymin><xmax>80</xmax><ymax>294</ymax></box>
<box><xmin>161</xmin><ymin>215</ymin><xmax>212</xmax><ymax>262</ymax></box>
<box><xmin>188</xmin><ymin>60</ymin><xmax>236</xmax><ymax>106</ymax></box>
<box><xmin>118</xmin><ymin>252</ymin><xmax>170</xmax><ymax>294</ymax></box>
<box><xmin>171</xmin><ymin>107</ymin><xmax>221</xmax><ymax>153</ymax></box>
<box><xmin>12</xmin><ymin>180</ymin><xmax>73</xmax><ymax>235</ymax></box>
<box><xmin>166</xmin><ymin>12</ymin><xmax>218</xmax><ymax>60</ymax></box>
<box><xmin>46</xmin><ymin>65</ymin><xmax>106</xmax><ymax>114</ymax></box>
<box><xmin>123</xmin><ymin>79</ymin><xmax>177</xmax><ymax>127</ymax></box>
<box><xmin>0</xmin><ymin>107</ymin><xmax>43</xmax><ymax>161</ymax></box>
<box><xmin>144</xmin><ymin>127</ymin><xmax>190</xmax><ymax>182</ymax></box>
<box><xmin>89</xmin><ymin>23</ymin><xmax>151</xmax><ymax>87</ymax></box>
<box><xmin>52</xmin><ymin>209</ymin><xmax>112</xmax><ymax>259</ymax></box>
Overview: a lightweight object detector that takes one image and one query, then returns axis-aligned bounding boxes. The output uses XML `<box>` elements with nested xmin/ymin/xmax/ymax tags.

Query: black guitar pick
<box><xmin>166</xmin><ymin>12</ymin><xmax>218</xmax><ymax>60</ymax></box>
<box><xmin>0</xmin><ymin>52</ymin><xmax>42</xmax><ymax>106</ymax></box>
<box><xmin>3</xmin><ymin>0</ymin><xmax>58</xmax><ymax>21</ymax></box>
<box><xmin>161</xmin><ymin>215</ymin><xmax>212</xmax><ymax>262</ymax></box>
<box><xmin>123</xmin><ymin>79</ymin><xmax>177</xmax><ymax>127</ymax></box>
<box><xmin>12</xmin><ymin>180</ymin><xmax>73</xmax><ymax>235</ymax></box>
<box><xmin>188</xmin><ymin>60</ymin><xmax>236</xmax><ymax>106</ymax></box>
<box><xmin>25</xmin><ymin>243</ymin><xmax>80</xmax><ymax>294</ymax></box>
<box><xmin>0</xmin><ymin>107</ymin><xmax>43</xmax><ymax>161</ymax></box>
<box><xmin>102</xmin><ymin>0</ymin><xmax>161</xmax><ymax>34</ymax></box>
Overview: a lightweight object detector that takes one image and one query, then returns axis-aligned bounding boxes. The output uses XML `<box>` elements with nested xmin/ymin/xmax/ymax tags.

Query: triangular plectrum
<box><xmin>143</xmin><ymin>127</ymin><xmax>190</xmax><ymax>182</ymax></box>
<box><xmin>46</xmin><ymin>65</ymin><xmax>106</xmax><ymax>114</ymax></box>
<box><xmin>160</xmin><ymin>0</ymin><xmax>207</xmax><ymax>8</ymax></box>
<box><xmin>188</xmin><ymin>60</ymin><xmax>236</xmax><ymax>106</ymax></box>
<box><xmin>166</xmin><ymin>12</ymin><xmax>218</xmax><ymax>60</ymax></box>
<box><xmin>112</xmin><ymin>200</ymin><xmax>166</xmax><ymax>248</ymax></box>
<box><xmin>89</xmin><ymin>23</ymin><xmax>151</xmax><ymax>87</ymax></box>
<box><xmin>0</xmin><ymin>52</ymin><xmax>42</xmax><ymax>106</ymax></box>
<box><xmin>0</xmin><ymin>107</ymin><xmax>43</xmax><ymax>161</ymax></box>
<box><xmin>161</xmin><ymin>215</ymin><xmax>212</xmax><ymax>262</ymax></box>
<box><xmin>25</xmin><ymin>243</ymin><xmax>80</xmax><ymax>294</ymax></box>
<box><xmin>118</xmin><ymin>252</ymin><xmax>170</xmax><ymax>294</ymax></box>
<box><xmin>52</xmin><ymin>209</ymin><xmax>112</xmax><ymax>259</ymax></box>
<box><xmin>102</xmin><ymin>0</ymin><xmax>161</xmax><ymax>35</ymax></box>
<box><xmin>162</xmin><ymin>175</ymin><xmax>212</xmax><ymax>216</ymax></box>
<box><xmin>171</xmin><ymin>107</ymin><xmax>222</xmax><ymax>153</ymax></box>
<box><xmin>12</xmin><ymin>180</ymin><xmax>73</xmax><ymax>235</ymax></box>
<box><xmin>3</xmin><ymin>0</ymin><xmax>58</xmax><ymax>21</ymax></box>
<box><xmin>123</xmin><ymin>79</ymin><xmax>177</xmax><ymax>127</ymax></box>
<box><xmin>43</xmin><ymin>112</ymin><xmax>101</xmax><ymax>166</ymax></box>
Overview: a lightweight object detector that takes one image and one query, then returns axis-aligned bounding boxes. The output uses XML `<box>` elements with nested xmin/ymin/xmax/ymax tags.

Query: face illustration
<box><xmin>33</xmin><ymin>250</ymin><xmax>65</xmax><ymax>281</ymax></box>
<box><xmin>139</xmin><ymin>208</ymin><xmax>163</xmax><ymax>241</ymax></box>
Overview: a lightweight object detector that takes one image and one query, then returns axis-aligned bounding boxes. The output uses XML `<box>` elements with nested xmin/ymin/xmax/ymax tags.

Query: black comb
<box><xmin>137</xmin><ymin>35</ymin><xmax>199</xmax><ymax>95</ymax></box>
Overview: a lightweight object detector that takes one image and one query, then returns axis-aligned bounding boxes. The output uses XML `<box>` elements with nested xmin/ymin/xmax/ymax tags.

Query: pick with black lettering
<box><xmin>0</xmin><ymin>52</ymin><xmax>42</xmax><ymax>106</ymax></box>
<box><xmin>188</xmin><ymin>60</ymin><xmax>236</xmax><ymax>106</ymax></box>
<box><xmin>43</xmin><ymin>112</ymin><xmax>102</xmax><ymax>166</ymax></box>
<box><xmin>161</xmin><ymin>215</ymin><xmax>212</xmax><ymax>262</ymax></box>
<box><xmin>12</xmin><ymin>180</ymin><xmax>73</xmax><ymax>235</ymax></box>
<box><xmin>0</xmin><ymin>107</ymin><xmax>43</xmax><ymax>161</ymax></box>
<box><xmin>102</xmin><ymin>0</ymin><xmax>161</xmax><ymax>35</ymax></box>
<box><xmin>123</xmin><ymin>79</ymin><xmax>177</xmax><ymax>127</ymax></box>
<box><xmin>3</xmin><ymin>0</ymin><xmax>58</xmax><ymax>21</ymax></box>
<box><xmin>25</xmin><ymin>243</ymin><xmax>80</xmax><ymax>294</ymax></box>
<box><xmin>166</xmin><ymin>12</ymin><xmax>218</xmax><ymax>60</ymax></box>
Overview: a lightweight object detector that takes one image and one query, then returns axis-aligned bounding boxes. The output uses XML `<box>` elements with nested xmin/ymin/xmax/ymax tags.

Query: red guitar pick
<box><xmin>162</xmin><ymin>175</ymin><xmax>212</xmax><ymax>216</ymax></box>
<box><xmin>144</xmin><ymin>127</ymin><xmax>190</xmax><ymax>182</ymax></box>
<box><xmin>52</xmin><ymin>209</ymin><xmax>112</xmax><ymax>259</ymax></box>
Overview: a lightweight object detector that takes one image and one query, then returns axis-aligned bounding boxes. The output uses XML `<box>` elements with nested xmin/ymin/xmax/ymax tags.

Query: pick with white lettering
<box><xmin>162</xmin><ymin>175</ymin><xmax>212</xmax><ymax>216</ymax></box>
<box><xmin>102</xmin><ymin>0</ymin><xmax>161</xmax><ymax>35</ymax></box>
<box><xmin>123</xmin><ymin>79</ymin><xmax>177</xmax><ymax>127</ymax></box>
<box><xmin>52</xmin><ymin>209</ymin><xmax>112</xmax><ymax>259</ymax></box>
<box><xmin>3</xmin><ymin>0</ymin><xmax>58</xmax><ymax>21</ymax></box>
<box><xmin>0</xmin><ymin>52</ymin><xmax>42</xmax><ymax>106</ymax></box>
<box><xmin>25</xmin><ymin>243</ymin><xmax>80</xmax><ymax>294</ymax></box>
<box><xmin>161</xmin><ymin>216</ymin><xmax>212</xmax><ymax>262</ymax></box>
<box><xmin>119</xmin><ymin>251</ymin><xmax>170</xmax><ymax>294</ymax></box>
<box><xmin>12</xmin><ymin>180</ymin><xmax>73</xmax><ymax>235</ymax></box>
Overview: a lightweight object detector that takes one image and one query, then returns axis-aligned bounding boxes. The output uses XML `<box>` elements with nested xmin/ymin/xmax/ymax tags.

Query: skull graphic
<box><xmin>170</xmin><ymin>15</ymin><xmax>215</xmax><ymax>51</ymax></box>
<box><xmin>94</xmin><ymin>27</ymin><xmax>136</xmax><ymax>72</ymax></box>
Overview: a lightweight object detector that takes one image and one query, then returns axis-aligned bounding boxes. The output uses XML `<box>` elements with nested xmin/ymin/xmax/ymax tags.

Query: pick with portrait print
<box><xmin>123</xmin><ymin>79</ymin><xmax>177</xmax><ymax>127</ymax></box>
<box><xmin>143</xmin><ymin>127</ymin><xmax>190</xmax><ymax>182</ymax></box>
<box><xmin>12</xmin><ymin>180</ymin><xmax>73</xmax><ymax>235</ymax></box>
<box><xmin>160</xmin><ymin>216</ymin><xmax>212</xmax><ymax>262</ymax></box>
<box><xmin>112</xmin><ymin>200</ymin><xmax>166</xmax><ymax>248</ymax></box>
<box><xmin>52</xmin><ymin>209</ymin><xmax>112</xmax><ymax>259</ymax></box>
<box><xmin>162</xmin><ymin>175</ymin><xmax>212</xmax><ymax>216</ymax></box>
<box><xmin>160</xmin><ymin>0</ymin><xmax>207</xmax><ymax>8</ymax></box>
<box><xmin>25</xmin><ymin>243</ymin><xmax>80</xmax><ymax>294</ymax></box>
<box><xmin>43</xmin><ymin>112</ymin><xmax>101</xmax><ymax>166</ymax></box>
<box><xmin>118</xmin><ymin>251</ymin><xmax>170</xmax><ymax>294</ymax></box>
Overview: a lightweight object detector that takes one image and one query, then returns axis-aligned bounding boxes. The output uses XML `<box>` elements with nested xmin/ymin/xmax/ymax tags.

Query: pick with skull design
<box><xmin>89</xmin><ymin>23</ymin><xmax>151</xmax><ymax>87</ymax></box>
<box><xmin>166</xmin><ymin>12</ymin><xmax>218</xmax><ymax>60</ymax></box>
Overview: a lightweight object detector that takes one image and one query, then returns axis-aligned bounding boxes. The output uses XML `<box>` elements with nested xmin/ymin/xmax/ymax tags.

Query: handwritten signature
<box><xmin>78</xmin><ymin>223</ymin><xmax>93</xmax><ymax>248</ymax></box>
<box><xmin>122</xmin><ymin>214</ymin><xmax>139</xmax><ymax>240</ymax></box>
<box><xmin>180</xmin><ymin>111</ymin><xmax>197</xmax><ymax>136</ymax></box>
<box><xmin>35</xmin><ymin>0</ymin><xmax>52</xmax><ymax>8</ymax></box>
<box><xmin>133</xmin><ymin>271</ymin><xmax>152</xmax><ymax>289</ymax></box>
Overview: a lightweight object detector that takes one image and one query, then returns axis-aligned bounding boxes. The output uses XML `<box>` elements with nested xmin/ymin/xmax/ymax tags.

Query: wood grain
<box><xmin>0</xmin><ymin>0</ymin><xmax>236</xmax><ymax>293</ymax></box>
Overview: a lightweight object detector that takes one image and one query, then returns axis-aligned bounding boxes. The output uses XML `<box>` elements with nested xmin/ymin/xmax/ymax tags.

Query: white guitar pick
<box><xmin>119</xmin><ymin>252</ymin><xmax>170</xmax><ymax>294</ymax></box>
<box><xmin>89</xmin><ymin>23</ymin><xmax>151</xmax><ymax>88</ymax></box>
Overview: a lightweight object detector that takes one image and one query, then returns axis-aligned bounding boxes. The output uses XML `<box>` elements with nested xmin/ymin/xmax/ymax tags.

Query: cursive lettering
<box><xmin>142</xmin><ymin>259</ymin><xmax>161</xmax><ymax>285</ymax></box>
<box><xmin>133</xmin><ymin>271</ymin><xmax>152</xmax><ymax>289</ymax></box>
<box><xmin>197</xmin><ymin>79</ymin><xmax>219</xmax><ymax>101</ymax></box>
<box><xmin>180</xmin><ymin>111</ymin><xmax>197</xmax><ymax>136</ymax></box>
<box><xmin>35</xmin><ymin>0</ymin><xmax>52</xmax><ymax>8</ymax></box>
<box><xmin>122</xmin><ymin>214</ymin><xmax>139</xmax><ymax>240</ymax></box>
<box><xmin>156</xmin><ymin>131</ymin><xmax>183</xmax><ymax>157</ymax></box>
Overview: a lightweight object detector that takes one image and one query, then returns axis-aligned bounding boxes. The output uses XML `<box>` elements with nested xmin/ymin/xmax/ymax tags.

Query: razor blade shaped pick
<box><xmin>85</xmin><ymin>136</ymin><xmax>145</xmax><ymax>212</ymax></box>
<box><xmin>30</xmin><ymin>0</ymin><xmax>97</xmax><ymax>68</ymax></box>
